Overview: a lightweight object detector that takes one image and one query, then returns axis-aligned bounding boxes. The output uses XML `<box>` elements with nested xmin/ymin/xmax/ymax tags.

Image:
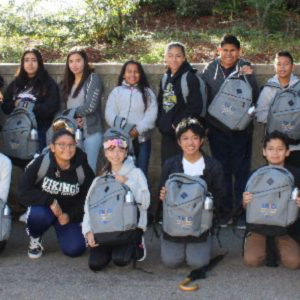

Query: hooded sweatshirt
<box><xmin>157</xmin><ymin>61</ymin><xmax>203</xmax><ymax>136</ymax></box>
<box><xmin>82</xmin><ymin>157</ymin><xmax>150</xmax><ymax>236</ymax></box>
<box><xmin>105</xmin><ymin>82</ymin><xmax>158</xmax><ymax>141</ymax></box>
<box><xmin>18</xmin><ymin>148</ymin><xmax>95</xmax><ymax>223</ymax></box>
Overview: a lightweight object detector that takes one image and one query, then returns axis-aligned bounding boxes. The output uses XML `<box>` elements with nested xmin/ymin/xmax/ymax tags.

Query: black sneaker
<box><xmin>28</xmin><ymin>236</ymin><xmax>43</xmax><ymax>259</ymax></box>
<box><xmin>135</xmin><ymin>236</ymin><xmax>147</xmax><ymax>262</ymax></box>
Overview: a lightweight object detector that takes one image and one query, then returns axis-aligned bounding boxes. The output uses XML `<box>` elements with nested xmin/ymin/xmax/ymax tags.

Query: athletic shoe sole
<box><xmin>28</xmin><ymin>252</ymin><xmax>43</xmax><ymax>259</ymax></box>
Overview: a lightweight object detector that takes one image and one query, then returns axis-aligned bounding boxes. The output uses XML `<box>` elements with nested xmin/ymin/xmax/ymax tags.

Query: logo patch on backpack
<box><xmin>260</xmin><ymin>203</ymin><xmax>277</xmax><ymax>217</ymax></box>
<box><xmin>17</xmin><ymin>120</ymin><xmax>22</xmax><ymax>126</ymax></box>
<box><xmin>10</xmin><ymin>139</ymin><xmax>20</xmax><ymax>150</ymax></box>
<box><xmin>177</xmin><ymin>216</ymin><xmax>193</xmax><ymax>228</ymax></box>
<box><xmin>282</xmin><ymin>121</ymin><xmax>295</xmax><ymax>132</ymax></box>
<box><xmin>267</xmin><ymin>178</ymin><xmax>274</xmax><ymax>186</ymax></box>
<box><xmin>99</xmin><ymin>208</ymin><xmax>113</xmax><ymax>224</ymax></box>
<box><xmin>181</xmin><ymin>192</ymin><xmax>188</xmax><ymax>199</ymax></box>
<box><xmin>222</xmin><ymin>102</ymin><xmax>235</xmax><ymax>116</ymax></box>
<box><xmin>288</xmin><ymin>100</ymin><xmax>294</xmax><ymax>106</ymax></box>
<box><xmin>236</xmin><ymin>89</ymin><xmax>242</xmax><ymax>94</ymax></box>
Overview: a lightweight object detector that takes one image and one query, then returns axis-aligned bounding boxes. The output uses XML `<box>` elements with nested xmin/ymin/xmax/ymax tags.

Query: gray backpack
<box><xmin>87</xmin><ymin>175</ymin><xmax>138</xmax><ymax>246</ymax></box>
<box><xmin>0</xmin><ymin>199</ymin><xmax>11</xmax><ymax>242</ymax></box>
<box><xmin>207</xmin><ymin>70</ymin><xmax>253</xmax><ymax>131</ymax></box>
<box><xmin>245</xmin><ymin>166</ymin><xmax>298</xmax><ymax>236</ymax></box>
<box><xmin>3</xmin><ymin>102</ymin><xmax>39</xmax><ymax>159</ymax></box>
<box><xmin>162</xmin><ymin>71</ymin><xmax>208</xmax><ymax>117</ymax></box>
<box><xmin>46</xmin><ymin>108</ymin><xmax>78</xmax><ymax>146</ymax></box>
<box><xmin>34</xmin><ymin>152</ymin><xmax>85</xmax><ymax>185</ymax></box>
<box><xmin>266</xmin><ymin>87</ymin><xmax>300</xmax><ymax>143</ymax></box>
<box><xmin>163</xmin><ymin>173</ymin><xmax>213</xmax><ymax>240</ymax></box>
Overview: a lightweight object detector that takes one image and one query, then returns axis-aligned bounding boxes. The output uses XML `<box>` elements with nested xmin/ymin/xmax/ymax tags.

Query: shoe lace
<box><xmin>30</xmin><ymin>237</ymin><xmax>44</xmax><ymax>250</ymax></box>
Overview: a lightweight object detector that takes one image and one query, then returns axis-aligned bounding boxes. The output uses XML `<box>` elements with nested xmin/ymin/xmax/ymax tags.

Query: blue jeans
<box><xmin>136</xmin><ymin>139</ymin><xmax>151</xmax><ymax>181</ymax></box>
<box><xmin>84</xmin><ymin>131</ymin><xmax>103</xmax><ymax>173</ymax></box>
<box><xmin>208</xmin><ymin>129</ymin><xmax>252</xmax><ymax>214</ymax></box>
<box><xmin>26</xmin><ymin>205</ymin><xmax>86</xmax><ymax>257</ymax></box>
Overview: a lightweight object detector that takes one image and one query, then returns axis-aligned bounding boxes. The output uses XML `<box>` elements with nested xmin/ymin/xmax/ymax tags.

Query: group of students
<box><xmin>0</xmin><ymin>34</ymin><xmax>300</xmax><ymax>276</ymax></box>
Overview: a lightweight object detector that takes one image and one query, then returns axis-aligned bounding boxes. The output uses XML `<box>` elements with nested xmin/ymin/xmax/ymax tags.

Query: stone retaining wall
<box><xmin>1</xmin><ymin>63</ymin><xmax>299</xmax><ymax>210</ymax></box>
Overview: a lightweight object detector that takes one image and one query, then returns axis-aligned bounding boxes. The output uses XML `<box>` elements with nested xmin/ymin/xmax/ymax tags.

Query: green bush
<box><xmin>175</xmin><ymin>0</ymin><xmax>216</xmax><ymax>16</ymax></box>
<box><xmin>139</xmin><ymin>0</ymin><xmax>175</xmax><ymax>12</ymax></box>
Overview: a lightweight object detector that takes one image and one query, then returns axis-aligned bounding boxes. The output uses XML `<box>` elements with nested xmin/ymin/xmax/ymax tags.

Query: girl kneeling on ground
<box><xmin>18</xmin><ymin>129</ymin><xmax>95</xmax><ymax>258</ymax></box>
<box><xmin>82</xmin><ymin>128</ymin><xmax>150</xmax><ymax>271</ymax></box>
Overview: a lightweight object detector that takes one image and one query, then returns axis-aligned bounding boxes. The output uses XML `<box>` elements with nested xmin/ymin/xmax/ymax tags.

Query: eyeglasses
<box><xmin>54</xmin><ymin>143</ymin><xmax>76</xmax><ymax>150</ymax></box>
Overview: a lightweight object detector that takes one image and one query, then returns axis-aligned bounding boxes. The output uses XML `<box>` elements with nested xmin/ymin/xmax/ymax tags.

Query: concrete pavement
<box><xmin>0</xmin><ymin>221</ymin><xmax>299</xmax><ymax>300</ymax></box>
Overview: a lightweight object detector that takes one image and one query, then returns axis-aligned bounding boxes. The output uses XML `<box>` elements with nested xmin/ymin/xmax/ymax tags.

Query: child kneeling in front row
<box><xmin>82</xmin><ymin>128</ymin><xmax>150</xmax><ymax>271</ymax></box>
<box><xmin>243</xmin><ymin>131</ymin><xmax>300</xmax><ymax>269</ymax></box>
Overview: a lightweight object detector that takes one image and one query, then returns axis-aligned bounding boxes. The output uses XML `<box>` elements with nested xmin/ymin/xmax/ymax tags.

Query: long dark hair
<box><xmin>62</xmin><ymin>47</ymin><xmax>94</xmax><ymax>106</ymax></box>
<box><xmin>14</xmin><ymin>48</ymin><xmax>49</xmax><ymax>97</ymax></box>
<box><xmin>117</xmin><ymin>60</ymin><xmax>150</xmax><ymax>111</ymax></box>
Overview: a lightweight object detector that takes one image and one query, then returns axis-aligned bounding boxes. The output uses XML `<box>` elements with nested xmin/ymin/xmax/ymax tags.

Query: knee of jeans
<box><xmin>244</xmin><ymin>253</ymin><xmax>265</xmax><ymax>267</ymax></box>
<box><xmin>28</xmin><ymin>206</ymin><xmax>53</xmax><ymax>226</ymax></box>
<box><xmin>281</xmin><ymin>255</ymin><xmax>300</xmax><ymax>270</ymax></box>
<box><xmin>62</xmin><ymin>244</ymin><xmax>86</xmax><ymax>258</ymax></box>
<box><xmin>162</xmin><ymin>256</ymin><xmax>183</xmax><ymax>269</ymax></box>
<box><xmin>187</xmin><ymin>256</ymin><xmax>210</xmax><ymax>269</ymax></box>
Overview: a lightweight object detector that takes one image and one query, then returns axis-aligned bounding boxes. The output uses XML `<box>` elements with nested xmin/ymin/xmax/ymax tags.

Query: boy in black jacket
<box><xmin>202</xmin><ymin>35</ymin><xmax>259</xmax><ymax>228</ymax></box>
<box><xmin>159</xmin><ymin>118</ymin><xmax>226</xmax><ymax>269</ymax></box>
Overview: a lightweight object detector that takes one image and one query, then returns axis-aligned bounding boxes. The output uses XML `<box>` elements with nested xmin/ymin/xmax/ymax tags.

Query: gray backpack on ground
<box><xmin>0</xmin><ymin>199</ymin><xmax>11</xmax><ymax>242</ymax></box>
<box><xmin>3</xmin><ymin>102</ymin><xmax>39</xmax><ymax>159</ymax></box>
<box><xmin>46</xmin><ymin>108</ymin><xmax>78</xmax><ymax>145</ymax></box>
<box><xmin>266</xmin><ymin>87</ymin><xmax>300</xmax><ymax>143</ymax></box>
<box><xmin>162</xmin><ymin>71</ymin><xmax>208</xmax><ymax>117</ymax></box>
<box><xmin>207</xmin><ymin>70</ymin><xmax>254</xmax><ymax>131</ymax></box>
<box><xmin>163</xmin><ymin>173</ymin><xmax>213</xmax><ymax>241</ymax></box>
<box><xmin>87</xmin><ymin>175</ymin><xmax>138</xmax><ymax>246</ymax></box>
<box><xmin>34</xmin><ymin>152</ymin><xmax>85</xmax><ymax>185</ymax></box>
<box><xmin>245</xmin><ymin>166</ymin><xmax>298</xmax><ymax>236</ymax></box>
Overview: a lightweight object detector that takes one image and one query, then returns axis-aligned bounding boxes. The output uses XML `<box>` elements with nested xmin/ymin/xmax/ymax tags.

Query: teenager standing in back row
<box><xmin>202</xmin><ymin>35</ymin><xmax>259</xmax><ymax>229</ymax></box>
<box><xmin>105</xmin><ymin>60</ymin><xmax>157</xmax><ymax>180</ymax></box>
<box><xmin>2</xmin><ymin>48</ymin><xmax>60</xmax><ymax>169</ymax></box>
<box><xmin>61</xmin><ymin>47</ymin><xmax>103</xmax><ymax>173</ymax></box>
<box><xmin>157</xmin><ymin>42</ymin><xmax>203</xmax><ymax>165</ymax></box>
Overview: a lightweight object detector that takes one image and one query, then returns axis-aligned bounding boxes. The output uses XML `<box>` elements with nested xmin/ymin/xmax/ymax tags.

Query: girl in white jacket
<box><xmin>105</xmin><ymin>60</ymin><xmax>158</xmax><ymax>180</ymax></box>
<box><xmin>82</xmin><ymin>128</ymin><xmax>150</xmax><ymax>271</ymax></box>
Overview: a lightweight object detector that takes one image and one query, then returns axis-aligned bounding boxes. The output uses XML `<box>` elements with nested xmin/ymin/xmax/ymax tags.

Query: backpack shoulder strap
<box><xmin>76</xmin><ymin>165</ymin><xmax>85</xmax><ymax>185</ymax></box>
<box><xmin>161</xmin><ymin>74</ymin><xmax>168</xmax><ymax>90</ymax></box>
<box><xmin>35</xmin><ymin>153</ymin><xmax>51</xmax><ymax>185</ymax></box>
<box><xmin>180</xmin><ymin>72</ymin><xmax>189</xmax><ymax>104</ymax></box>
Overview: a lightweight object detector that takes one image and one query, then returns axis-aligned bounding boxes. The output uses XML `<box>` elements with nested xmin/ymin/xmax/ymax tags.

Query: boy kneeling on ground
<box><xmin>159</xmin><ymin>118</ymin><xmax>226</xmax><ymax>269</ymax></box>
<box><xmin>243</xmin><ymin>131</ymin><xmax>300</xmax><ymax>269</ymax></box>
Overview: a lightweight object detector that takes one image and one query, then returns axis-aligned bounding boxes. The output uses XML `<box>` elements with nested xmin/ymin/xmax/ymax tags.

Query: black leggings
<box><xmin>88</xmin><ymin>229</ymin><xmax>144</xmax><ymax>271</ymax></box>
<box><xmin>88</xmin><ymin>243</ymin><xmax>135</xmax><ymax>271</ymax></box>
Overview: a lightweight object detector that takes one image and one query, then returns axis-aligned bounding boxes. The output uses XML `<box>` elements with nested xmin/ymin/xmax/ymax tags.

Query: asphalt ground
<box><xmin>0</xmin><ymin>221</ymin><xmax>299</xmax><ymax>300</ymax></box>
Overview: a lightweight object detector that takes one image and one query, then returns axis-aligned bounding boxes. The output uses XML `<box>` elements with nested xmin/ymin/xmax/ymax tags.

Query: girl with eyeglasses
<box><xmin>18</xmin><ymin>129</ymin><xmax>95</xmax><ymax>259</ymax></box>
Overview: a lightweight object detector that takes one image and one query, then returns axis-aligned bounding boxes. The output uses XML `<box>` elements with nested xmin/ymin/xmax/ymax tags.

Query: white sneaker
<box><xmin>19</xmin><ymin>212</ymin><xmax>27</xmax><ymax>223</ymax></box>
<box><xmin>136</xmin><ymin>236</ymin><xmax>147</xmax><ymax>262</ymax></box>
<box><xmin>28</xmin><ymin>236</ymin><xmax>44</xmax><ymax>259</ymax></box>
